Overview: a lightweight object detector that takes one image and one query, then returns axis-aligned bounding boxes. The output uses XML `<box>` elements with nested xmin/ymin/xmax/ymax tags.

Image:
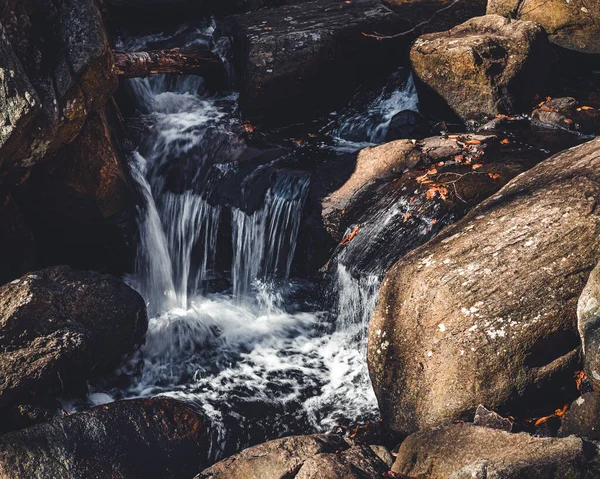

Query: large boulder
<box><xmin>0</xmin><ymin>194</ymin><xmax>35</xmax><ymax>285</ymax></box>
<box><xmin>0</xmin><ymin>0</ymin><xmax>117</xmax><ymax>186</ymax></box>
<box><xmin>487</xmin><ymin>0</ymin><xmax>600</xmax><ymax>55</ymax></box>
<box><xmin>410</xmin><ymin>15</ymin><xmax>550</xmax><ymax>123</ymax></box>
<box><xmin>368</xmin><ymin>137</ymin><xmax>600</xmax><ymax>436</ymax></box>
<box><xmin>196</xmin><ymin>434</ymin><xmax>391</xmax><ymax>479</ymax></box>
<box><xmin>223</xmin><ymin>0</ymin><xmax>407</xmax><ymax>124</ymax></box>
<box><xmin>15</xmin><ymin>106</ymin><xmax>138</xmax><ymax>274</ymax></box>
<box><xmin>0</xmin><ymin>266</ymin><xmax>147</xmax><ymax>413</ymax></box>
<box><xmin>392</xmin><ymin>423</ymin><xmax>594</xmax><ymax>478</ymax></box>
<box><xmin>0</xmin><ymin>398</ymin><xmax>212</xmax><ymax>479</ymax></box>
<box><xmin>559</xmin><ymin>392</ymin><xmax>600</xmax><ymax>441</ymax></box>
<box><xmin>578</xmin><ymin>262</ymin><xmax>600</xmax><ymax>390</ymax></box>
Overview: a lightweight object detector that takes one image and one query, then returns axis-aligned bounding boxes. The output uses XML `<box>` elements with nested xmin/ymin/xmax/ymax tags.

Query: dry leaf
<box><xmin>472</xmin><ymin>163</ymin><xmax>483</xmax><ymax>170</ymax></box>
<box><xmin>340</xmin><ymin>226</ymin><xmax>360</xmax><ymax>245</ymax></box>
<box><xmin>500</xmin><ymin>138</ymin><xmax>510</xmax><ymax>145</ymax></box>
<box><xmin>488</xmin><ymin>173</ymin><xmax>501</xmax><ymax>179</ymax></box>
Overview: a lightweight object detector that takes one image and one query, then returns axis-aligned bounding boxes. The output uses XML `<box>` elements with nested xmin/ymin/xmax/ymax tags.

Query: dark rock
<box><xmin>0</xmin><ymin>0</ymin><xmax>117</xmax><ymax>186</ymax></box>
<box><xmin>196</xmin><ymin>434</ymin><xmax>390</xmax><ymax>478</ymax></box>
<box><xmin>410</xmin><ymin>15</ymin><xmax>550</xmax><ymax>124</ymax></box>
<box><xmin>368</xmin><ymin>137</ymin><xmax>600</xmax><ymax>436</ymax></box>
<box><xmin>0</xmin><ymin>397</ymin><xmax>212</xmax><ymax>479</ymax></box>
<box><xmin>392</xmin><ymin>423</ymin><xmax>592</xmax><ymax>479</ymax></box>
<box><xmin>473</xmin><ymin>404</ymin><xmax>513</xmax><ymax>432</ymax></box>
<box><xmin>559</xmin><ymin>392</ymin><xmax>600</xmax><ymax>441</ymax></box>
<box><xmin>0</xmin><ymin>194</ymin><xmax>35</xmax><ymax>285</ymax></box>
<box><xmin>487</xmin><ymin>0</ymin><xmax>600</xmax><ymax>55</ymax></box>
<box><xmin>15</xmin><ymin>106</ymin><xmax>138</xmax><ymax>275</ymax></box>
<box><xmin>532</xmin><ymin>97</ymin><xmax>600</xmax><ymax>135</ymax></box>
<box><xmin>578</xmin><ymin>262</ymin><xmax>600</xmax><ymax>391</ymax></box>
<box><xmin>0</xmin><ymin>266</ymin><xmax>147</xmax><ymax>413</ymax></box>
<box><xmin>223</xmin><ymin>0</ymin><xmax>407</xmax><ymax>125</ymax></box>
<box><xmin>385</xmin><ymin>110</ymin><xmax>430</xmax><ymax>141</ymax></box>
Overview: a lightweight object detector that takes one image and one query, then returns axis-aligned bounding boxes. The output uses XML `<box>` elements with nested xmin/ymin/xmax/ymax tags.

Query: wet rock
<box><xmin>15</xmin><ymin>106</ymin><xmax>138</xmax><ymax>275</ymax></box>
<box><xmin>196</xmin><ymin>434</ymin><xmax>390</xmax><ymax>478</ymax></box>
<box><xmin>385</xmin><ymin>110</ymin><xmax>431</xmax><ymax>142</ymax></box>
<box><xmin>392</xmin><ymin>423</ymin><xmax>592</xmax><ymax>479</ymax></box>
<box><xmin>0</xmin><ymin>194</ymin><xmax>35</xmax><ymax>285</ymax></box>
<box><xmin>368</xmin><ymin>137</ymin><xmax>600</xmax><ymax>436</ymax></box>
<box><xmin>410</xmin><ymin>15</ymin><xmax>550</xmax><ymax>124</ymax></box>
<box><xmin>473</xmin><ymin>405</ymin><xmax>513</xmax><ymax>432</ymax></box>
<box><xmin>578</xmin><ymin>262</ymin><xmax>600</xmax><ymax>391</ymax></box>
<box><xmin>224</xmin><ymin>0</ymin><xmax>407</xmax><ymax>124</ymax></box>
<box><xmin>0</xmin><ymin>0</ymin><xmax>117</xmax><ymax>186</ymax></box>
<box><xmin>0</xmin><ymin>265</ymin><xmax>147</xmax><ymax>412</ymax></box>
<box><xmin>0</xmin><ymin>397</ymin><xmax>212</xmax><ymax>479</ymax></box>
<box><xmin>487</xmin><ymin>0</ymin><xmax>600</xmax><ymax>55</ymax></box>
<box><xmin>532</xmin><ymin>97</ymin><xmax>600</xmax><ymax>135</ymax></box>
<box><xmin>559</xmin><ymin>392</ymin><xmax>600</xmax><ymax>441</ymax></box>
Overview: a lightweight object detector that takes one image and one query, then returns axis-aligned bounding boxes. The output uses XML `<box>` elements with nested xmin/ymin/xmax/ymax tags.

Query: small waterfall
<box><xmin>232</xmin><ymin>172</ymin><xmax>310</xmax><ymax>298</ymax></box>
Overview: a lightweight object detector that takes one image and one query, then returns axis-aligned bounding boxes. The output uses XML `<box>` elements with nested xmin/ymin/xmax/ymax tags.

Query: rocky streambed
<box><xmin>0</xmin><ymin>0</ymin><xmax>599</xmax><ymax>478</ymax></box>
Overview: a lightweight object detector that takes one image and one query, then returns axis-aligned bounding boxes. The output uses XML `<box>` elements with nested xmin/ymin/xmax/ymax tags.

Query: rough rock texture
<box><xmin>532</xmin><ymin>97</ymin><xmax>600</xmax><ymax>135</ymax></box>
<box><xmin>410</xmin><ymin>15</ymin><xmax>550</xmax><ymax>123</ymax></box>
<box><xmin>0</xmin><ymin>0</ymin><xmax>117</xmax><ymax>185</ymax></box>
<box><xmin>15</xmin><ymin>106</ymin><xmax>138</xmax><ymax>274</ymax></box>
<box><xmin>559</xmin><ymin>392</ymin><xmax>600</xmax><ymax>441</ymax></box>
<box><xmin>0</xmin><ymin>266</ymin><xmax>147</xmax><ymax>411</ymax></box>
<box><xmin>385</xmin><ymin>110</ymin><xmax>431</xmax><ymax>142</ymax></box>
<box><xmin>224</xmin><ymin>0</ymin><xmax>407</xmax><ymax>124</ymax></box>
<box><xmin>197</xmin><ymin>434</ymin><xmax>390</xmax><ymax>478</ymax></box>
<box><xmin>487</xmin><ymin>0</ymin><xmax>600</xmax><ymax>55</ymax></box>
<box><xmin>368</xmin><ymin>137</ymin><xmax>600</xmax><ymax>435</ymax></box>
<box><xmin>0</xmin><ymin>398</ymin><xmax>212</xmax><ymax>479</ymax></box>
<box><xmin>473</xmin><ymin>404</ymin><xmax>513</xmax><ymax>431</ymax></box>
<box><xmin>392</xmin><ymin>424</ymin><xmax>592</xmax><ymax>479</ymax></box>
<box><xmin>0</xmin><ymin>194</ymin><xmax>35</xmax><ymax>285</ymax></box>
<box><xmin>578</xmin><ymin>262</ymin><xmax>600</xmax><ymax>390</ymax></box>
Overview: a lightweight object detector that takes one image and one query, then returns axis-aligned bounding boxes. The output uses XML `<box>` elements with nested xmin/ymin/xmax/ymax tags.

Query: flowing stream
<box><xmin>80</xmin><ymin>25</ymin><xmax>420</xmax><ymax>459</ymax></box>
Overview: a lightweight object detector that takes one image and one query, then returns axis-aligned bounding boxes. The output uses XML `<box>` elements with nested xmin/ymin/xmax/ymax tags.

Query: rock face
<box><xmin>15</xmin><ymin>106</ymin><xmax>138</xmax><ymax>274</ymax></box>
<box><xmin>224</xmin><ymin>0</ymin><xmax>407</xmax><ymax>124</ymax></box>
<box><xmin>197</xmin><ymin>434</ymin><xmax>390</xmax><ymax>478</ymax></box>
<box><xmin>0</xmin><ymin>0</ymin><xmax>117</xmax><ymax>185</ymax></box>
<box><xmin>532</xmin><ymin>97</ymin><xmax>600</xmax><ymax>135</ymax></box>
<box><xmin>392</xmin><ymin>424</ymin><xmax>592</xmax><ymax>479</ymax></box>
<box><xmin>410</xmin><ymin>15</ymin><xmax>550</xmax><ymax>123</ymax></box>
<box><xmin>487</xmin><ymin>0</ymin><xmax>600</xmax><ymax>55</ymax></box>
<box><xmin>559</xmin><ymin>392</ymin><xmax>600</xmax><ymax>441</ymax></box>
<box><xmin>368</xmin><ymin>137</ymin><xmax>600</xmax><ymax>436</ymax></box>
<box><xmin>578</xmin><ymin>262</ymin><xmax>600</xmax><ymax>390</ymax></box>
<box><xmin>0</xmin><ymin>194</ymin><xmax>35</xmax><ymax>285</ymax></box>
<box><xmin>0</xmin><ymin>398</ymin><xmax>212</xmax><ymax>479</ymax></box>
<box><xmin>0</xmin><ymin>266</ymin><xmax>147</xmax><ymax>412</ymax></box>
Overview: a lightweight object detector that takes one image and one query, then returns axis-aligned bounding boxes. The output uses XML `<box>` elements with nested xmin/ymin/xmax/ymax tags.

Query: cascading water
<box><xmin>78</xmin><ymin>24</ymin><xmax>423</xmax><ymax>461</ymax></box>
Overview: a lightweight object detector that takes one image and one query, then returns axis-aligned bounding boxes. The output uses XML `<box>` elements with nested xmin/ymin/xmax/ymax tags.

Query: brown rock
<box><xmin>578</xmin><ymin>262</ymin><xmax>600</xmax><ymax>391</ymax></box>
<box><xmin>368</xmin><ymin>137</ymin><xmax>600</xmax><ymax>436</ymax></box>
<box><xmin>410</xmin><ymin>15</ymin><xmax>550</xmax><ymax>123</ymax></box>
<box><xmin>487</xmin><ymin>0</ymin><xmax>600</xmax><ymax>55</ymax></box>
<box><xmin>473</xmin><ymin>404</ymin><xmax>513</xmax><ymax>431</ymax></box>
<box><xmin>392</xmin><ymin>423</ymin><xmax>592</xmax><ymax>479</ymax></box>
<box><xmin>559</xmin><ymin>392</ymin><xmax>600</xmax><ymax>441</ymax></box>
<box><xmin>0</xmin><ymin>265</ymin><xmax>147</xmax><ymax>412</ymax></box>
<box><xmin>532</xmin><ymin>97</ymin><xmax>600</xmax><ymax>135</ymax></box>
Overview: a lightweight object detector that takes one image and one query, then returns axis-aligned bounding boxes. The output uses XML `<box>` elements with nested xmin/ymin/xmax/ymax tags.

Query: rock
<box><xmin>368</xmin><ymin>137</ymin><xmax>600</xmax><ymax>436</ymax></box>
<box><xmin>224</xmin><ymin>0</ymin><xmax>407</xmax><ymax>124</ymax></box>
<box><xmin>0</xmin><ymin>397</ymin><xmax>212</xmax><ymax>479</ymax></box>
<box><xmin>532</xmin><ymin>97</ymin><xmax>600</xmax><ymax>135</ymax></box>
<box><xmin>410</xmin><ymin>15</ymin><xmax>550</xmax><ymax>124</ymax></box>
<box><xmin>0</xmin><ymin>0</ymin><xmax>117</xmax><ymax>186</ymax></box>
<box><xmin>578</xmin><ymin>262</ymin><xmax>600</xmax><ymax>390</ymax></box>
<box><xmin>0</xmin><ymin>194</ymin><xmax>35</xmax><ymax>285</ymax></box>
<box><xmin>0</xmin><ymin>265</ymin><xmax>147</xmax><ymax>412</ymax></box>
<box><xmin>196</xmin><ymin>434</ymin><xmax>390</xmax><ymax>478</ymax></box>
<box><xmin>385</xmin><ymin>110</ymin><xmax>431</xmax><ymax>141</ymax></box>
<box><xmin>369</xmin><ymin>445</ymin><xmax>394</xmax><ymax>467</ymax></box>
<box><xmin>559</xmin><ymin>392</ymin><xmax>600</xmax><ymax>441</ymax></box>
<box><xmin>473</xmin><ymin>405</ymin><xmax>513</xmax><ymax>432</ymax></box>
<box><xmin>487</xmin><ymin>0</ymin><xmax>600</xmax><ymax>55</ymax></box>
<box><xmin>15</xmin><ymin>106</ymin><xmax>138</xmax><ymax>275</ymax></box>
<box><xmin>392</xmin><ymin>423</ymin><xmax>592</xmax><ymax>479</ymax></box>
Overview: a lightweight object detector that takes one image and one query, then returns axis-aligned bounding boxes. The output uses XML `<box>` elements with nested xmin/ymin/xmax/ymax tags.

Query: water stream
<box><xmin>79</xmin><ymin>25</ymin><xmax>420</xmax><ymax>459</ymax></box>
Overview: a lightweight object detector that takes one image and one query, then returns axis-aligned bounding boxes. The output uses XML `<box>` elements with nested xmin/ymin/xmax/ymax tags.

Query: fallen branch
<box><xmin>113</xmin><ymin>48</ymin><xmax>225</xmax><ymax>85</ymax></box>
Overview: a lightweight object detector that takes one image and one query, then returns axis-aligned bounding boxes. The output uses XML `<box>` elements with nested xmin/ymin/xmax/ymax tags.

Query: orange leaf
<box><xmin>465</xmin><ymin>139</ymin><xmax>481</xmax><ymax>145</ymax></box>
<box><xmin>402</xmin><ymin>213</ymin><xmax>413</xmax><ymax>223</ymax></box>
<box><xmin>488</xmin><ymin>173</ymin><xmax>501</xmax><ymax>179</ymax></box>
<box><xmin>500</xmin><ymin>138</ymin><xmax>510</xmax><ymax>145</ymax></box>
<box><xmin>340</xmin><ymin>226</ymin><xmax>360</xmax><ymax>245</ymax></box>
<box><xmin>472</xmin><ymin>163</ymin><xmax>483</xmax><ymax>170</ymax></box>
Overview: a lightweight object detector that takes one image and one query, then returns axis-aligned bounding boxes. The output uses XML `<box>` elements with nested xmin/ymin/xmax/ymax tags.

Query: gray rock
<box><xmin>473</xmin><ymin>405</ymin><xmax>513</xmax><ymax>432</ymax></box>
<box><xmin>559</xmin><ymin>392</ymin><xmax>600</xmax><ymax>440</ymax></box>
